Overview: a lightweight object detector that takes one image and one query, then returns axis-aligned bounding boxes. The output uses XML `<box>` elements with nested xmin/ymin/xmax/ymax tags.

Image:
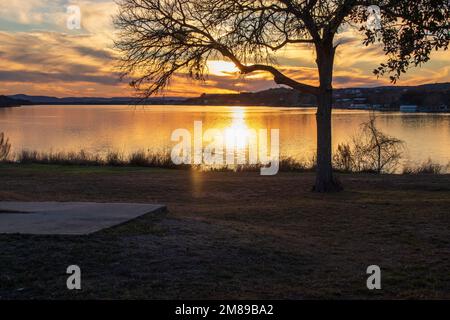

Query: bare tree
<box><xmin>354</xmin><ymin>117</ymin><xmax>404</xmax><ymax>173</ymax></box>
<box><xmin>114</xmin><ymin>0</ymin><xmax>449</xmax><ymax>192</ymax></box>
<box><xmin>333</xmin><ymin>117</ymin><xmax>404</xmax><ymax>173</ymax></box>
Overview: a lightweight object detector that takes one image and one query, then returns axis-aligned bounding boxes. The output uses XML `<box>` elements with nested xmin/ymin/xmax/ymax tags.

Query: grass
<box><xmin>14</xmin><ymin>149</ymin><xmax>174</xmax><ymax>167</ymax></box>
<box><xmin>0</xmin><ymin>163</ymin><xmax>449</xmax><ymax>299</ymax></box>
<box><xmin>4</xmin><ymin>149</ymin><xmax>318</xmax><ymax>174</ymax></box>
<box><xmin>0</xmin><ymin>163</ymin><xmax>171</xmax><ymax>174</ymax></box>
<box><xmin>5</xmin><ymin>149</ymin><xmax>448</xmax><ymax>174</ymax></box>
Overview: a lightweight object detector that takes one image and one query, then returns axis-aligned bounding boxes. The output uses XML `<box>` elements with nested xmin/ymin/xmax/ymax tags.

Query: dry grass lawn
<box><xmin>0</xmin><ymin>164</ymin><xmax>449</xmax><ymax>299</ymax></box>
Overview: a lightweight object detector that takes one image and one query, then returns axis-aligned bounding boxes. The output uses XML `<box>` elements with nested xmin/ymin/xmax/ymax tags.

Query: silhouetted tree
<box><xmin>355</xmin><ymin>117</ymin><xmax>404</xmax><ymax>173</ymax></box>
<box><xmin>333</xmin><ymin>117</ymin><xmax>404</xmax><ymax>173</ymax></box>
<box><xmin>115</xmin><ymin>0</ymin><xmax>449</xmax><ymax>192</ymax></box>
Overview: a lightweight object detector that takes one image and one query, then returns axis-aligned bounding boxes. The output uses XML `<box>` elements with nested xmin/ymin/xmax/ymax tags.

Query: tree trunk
<box><xmin>313</xmin><ymin>43</ymin><xmax>343</xmax><ymax>192</ymax></box>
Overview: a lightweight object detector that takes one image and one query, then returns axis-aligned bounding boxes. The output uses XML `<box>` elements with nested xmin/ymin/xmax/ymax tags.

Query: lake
<box><xmin>1</xmin><ymin>105</ymin><xmax>449</xmax><ymax>168</ymax></box>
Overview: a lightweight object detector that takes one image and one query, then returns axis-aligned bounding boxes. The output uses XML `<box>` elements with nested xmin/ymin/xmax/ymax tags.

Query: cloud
<box><xmin>0</xmin><ymin>0</ymin><xmax>49</xmax><ymax>25</ymax></box>
<box><xmin>74</xmin><ymin>46</ymin><xmax>115</xmax><ymax>60</ymax></box>
<box><xmin>0</xmin><ymin>31</ymin><xmax>115</xmax><ymax>69</ymax></box>
<box><xmin>0</xmin><ymin>70</ymin><xmax>120</xmax><ymax>85</ymax></box>
<box><xmin>0</xmin><ymin>1</ymin><xmax>448</xmax><ymax>97</ymax></box>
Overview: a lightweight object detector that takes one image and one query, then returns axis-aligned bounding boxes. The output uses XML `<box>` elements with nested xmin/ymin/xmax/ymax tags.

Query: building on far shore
<box><xmin>400</xmin><ymin>105</ymin><xmax>418</xmax><ymax>112</ymax></box>
<box><xmin>185</xmin><ymin>88</ymin><xmax>317</xmax><ymax>107</ymax></box>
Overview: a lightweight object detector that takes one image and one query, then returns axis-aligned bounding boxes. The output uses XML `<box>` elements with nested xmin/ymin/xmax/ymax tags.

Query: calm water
<box><xmin>1</xmin><ymin>105</ymin><xmax>450</xmax><ymax>166</ymax></box>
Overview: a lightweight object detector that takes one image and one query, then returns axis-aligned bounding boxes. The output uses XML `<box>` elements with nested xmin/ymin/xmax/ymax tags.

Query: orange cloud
<box><xmin>0</xmin><ymin>1</ymin><xmax>448</xmax><ymax>98</ymax></box>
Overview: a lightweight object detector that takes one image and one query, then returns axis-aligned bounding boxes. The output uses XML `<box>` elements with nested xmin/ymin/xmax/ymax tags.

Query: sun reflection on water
<box><xmin>224</xmin><ymin>107</ymin><xmax>252</xmax><ymax>150</ymax></box>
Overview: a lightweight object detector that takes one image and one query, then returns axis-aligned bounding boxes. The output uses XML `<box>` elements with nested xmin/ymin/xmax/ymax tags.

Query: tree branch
<box><xmin>214</xmin><ymin>44</ymin><xmax>319</xmax><ymax>95</ymax></box>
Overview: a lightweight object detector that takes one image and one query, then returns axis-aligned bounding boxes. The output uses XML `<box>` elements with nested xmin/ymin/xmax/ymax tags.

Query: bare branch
<box><xmin>213</xmin><ymin>44</ymin><xmax>319</xmax><ymax>94</ymax></box>
<box><xmin>114</xmin><ymin>0</ymin><xmax>319</xmax><ymax>97</ymax></box>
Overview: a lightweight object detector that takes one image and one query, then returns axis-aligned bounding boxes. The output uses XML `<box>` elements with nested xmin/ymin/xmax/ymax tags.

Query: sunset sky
<box><xmin>1</xmin><ymin>0</ymin><xmax>449</xmax><ymax>98</ymax></box>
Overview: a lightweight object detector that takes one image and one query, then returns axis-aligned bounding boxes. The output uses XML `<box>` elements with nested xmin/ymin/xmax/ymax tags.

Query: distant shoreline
<box><xmin>3</xmin><ymin>82</ymin><xmax>449</xmax><ymax>112</ymax></box>
<box><xmin>3</xmin><ymin>103</ymin><xmax>450</xmax><ymax>113</ymax></box>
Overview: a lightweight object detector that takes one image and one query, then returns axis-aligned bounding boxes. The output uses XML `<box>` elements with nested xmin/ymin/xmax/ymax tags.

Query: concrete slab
<box><xmin>0</xmin><ymin>202</ymin><xmax>166</xmax><ymax>235</ymax></box>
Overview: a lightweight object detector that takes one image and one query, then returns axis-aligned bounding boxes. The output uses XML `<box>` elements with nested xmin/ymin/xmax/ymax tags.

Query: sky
<box><xmin>0</xmin><ymin>0</ymin><xmax>449</xmax><ymax>98</ymax></box>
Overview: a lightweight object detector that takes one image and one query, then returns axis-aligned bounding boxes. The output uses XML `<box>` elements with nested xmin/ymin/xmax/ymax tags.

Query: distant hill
<box><xmin>186</xmin><ymin>82</ymin><xmax>450</xmax><ymax>111</ymax></box>
<box><xmin>7</xmin><ymin>94</ymin><xmax>185</xmax><ymax>105</ymax></box>
<box><xmin>337</xmin><ymin>82</ymin><xmax>450</xmax><ymax>91</ymax></box>
<box><xmin>333</xmin><ymin>82</ymin><xmax>449</xmax><ymax>111</ymax></box>
<box><xmin>0</xmin><ymin>95</ymin><xmax>31</xmax><ymax>108</ymax></box>
<box><xmin>185</xmin><ymin>87</ymin><xmax>317</xmax><ymax>107</ymax></box>
<box><xmin>6</xmin><ymin>82</ymin><xmax>449</xmax><ymax>111</ymax></box>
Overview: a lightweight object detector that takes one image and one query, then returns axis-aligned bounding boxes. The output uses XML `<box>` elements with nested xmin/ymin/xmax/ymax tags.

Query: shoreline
<box><xmin>2</xmin><ymin>146</ymin><xmax>450</xmax><ymax>174</ymax></box>
<box><xmin>3</xmin><ymin>103</ymin><xmax>450</xmax><ymax>113</ymax></box>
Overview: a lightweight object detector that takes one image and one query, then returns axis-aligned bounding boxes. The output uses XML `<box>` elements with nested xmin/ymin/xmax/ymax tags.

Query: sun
<box><xmin>207</xmin><ymin>60</ymin><xmax>239</xmax><ymax>76</ymax></box>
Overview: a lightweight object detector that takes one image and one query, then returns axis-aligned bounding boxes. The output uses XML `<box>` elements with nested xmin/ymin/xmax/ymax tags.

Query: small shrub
<box><xmin>414</xmin><ymin>159</ymin><xmax>443</xmax><ymax>174</ymax></box>
<box><xmin>279</xmin><ymin>156</ymin><xmax>310</xmax><ymax>172</ymax></box>
<box><xmin>129</xmin><ymin>150</ymin><xmax>149</xmax><ymax>166</ymax></box>
<box><xmin>120</xmin><ymin>150</ymin><xmax>178</xmax><ymax>168</ymax></box>
<box><xmin>0</xmin><ymin>132</ymin><xmax>11</xmax><ymax>161</ymax></box>
<box><xmin>106</xmin><ymin>151</ymin><xmax>125</xmax><ymax>166</ymax></box>
<box><xmin>402</xmin><ymin>163</ymin><xmax>415</xmax><ymax>175</ymax></box>
<box><xmin>333</xmin><ymin>143</ymin><xmax>354</xmax><ymax>172</ymax></box>
<box><xmin>17</xmin><ymin>150</ymin><xmax>39</xmax><ymax>163</ymax></box>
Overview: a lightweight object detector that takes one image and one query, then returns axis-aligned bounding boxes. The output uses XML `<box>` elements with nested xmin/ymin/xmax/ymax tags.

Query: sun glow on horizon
<box><xmin>207</xmin><ymin>60</ymin><xmax>240</xmax><ymax>77</ymax></box>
